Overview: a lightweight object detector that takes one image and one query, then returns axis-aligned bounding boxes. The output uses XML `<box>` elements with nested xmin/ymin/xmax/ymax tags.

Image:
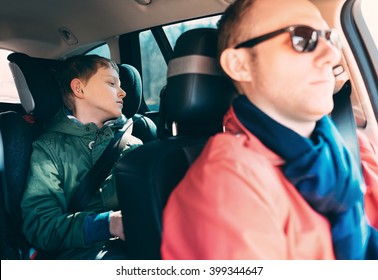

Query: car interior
<box><xmin>115</xmin><ymin>27</ymin><xmax>235</xmax><ymax>259</ymax></box>
<box><xmin>1</xmin><ymin>52</ymin><xmax>159</xmax><ymax>259</ymax></box>
<box><xmin>1</xmin><ymin>0</ymin><xmax>378</xmax><ymax>260</ymax></box>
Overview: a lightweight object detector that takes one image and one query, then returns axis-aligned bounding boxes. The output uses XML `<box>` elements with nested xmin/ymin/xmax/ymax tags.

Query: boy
<box><xmin>21</xmin><ymin>55</ymin><xmax>141</xmax><ymax>259</ymax></box>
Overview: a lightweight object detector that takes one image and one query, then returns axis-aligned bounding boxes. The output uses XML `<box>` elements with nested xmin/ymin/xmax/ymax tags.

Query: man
<box><xmin>161</xmin><ymin>0</ymin><xmax>378</xmax><ymax>259</ymax></box>
<box><xmin>21</xmin><ymin>55</ymin><xmax>141</xmax><ymax>259</ymax></box>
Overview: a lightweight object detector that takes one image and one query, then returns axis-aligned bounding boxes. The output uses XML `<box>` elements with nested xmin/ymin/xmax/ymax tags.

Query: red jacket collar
<box><xmin>223</xmin><ymin>105</ymin><xmax>285</xmax><ymax>166</ymax></box>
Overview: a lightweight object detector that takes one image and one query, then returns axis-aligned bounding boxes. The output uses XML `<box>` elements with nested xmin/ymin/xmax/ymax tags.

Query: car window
<box><xmin>350</xmin><ymin>0</ymin><xmax>378</xmax><ymax>129</ymax></box>
<box><xmin>0</xmin><ymin>49</ymin><xmax>19</xmax><ymax>103</ymax></box>
<box><xmin>139</xmin><ymin>30</ymin><xmax>167</xmax><ymax>111</ymax></box>
<box><xmin>163</xmin><ymin>15</ymin><xmax>221</xmax><ymax>48</ymax></box>
<box><xmin>140</xmin><ymin>15</ymin><xmax>221</xmax><ymax>111</ymax></box>
<box><xmin>361</xmin><ymin>0</ymin><xmax>378</xmax><ymax>46</ymax></box>
<box><xmin>85</xmin><ymin>44</ymin><xmax>111</xmax><ymax>58</ymax></box>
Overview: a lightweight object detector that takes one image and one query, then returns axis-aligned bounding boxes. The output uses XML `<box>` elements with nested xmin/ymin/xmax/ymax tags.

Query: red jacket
<box><xmin>360</xmin><ymin>131</ymin><xmax>378</xmax><ymax>229</ymax></box>
<box><xmin>161</xmin><ymin>107</ymin><xmax>378</xmax><ymax>260</ymax></box>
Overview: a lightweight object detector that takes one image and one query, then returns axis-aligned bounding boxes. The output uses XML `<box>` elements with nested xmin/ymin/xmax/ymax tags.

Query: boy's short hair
<box><xmin>56</xmin><ymin>54</ymin><xmax>119</xmax><ymax>111</ymax></box>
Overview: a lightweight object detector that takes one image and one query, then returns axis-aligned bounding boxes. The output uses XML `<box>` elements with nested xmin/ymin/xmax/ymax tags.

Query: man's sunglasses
<box><xmin>234</xmin><ymin>25</ymin><xmax>342</xmax><ymax>53</ymax></box>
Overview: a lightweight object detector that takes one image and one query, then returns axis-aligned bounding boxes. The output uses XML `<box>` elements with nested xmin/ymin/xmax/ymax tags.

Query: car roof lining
<box><xmin>0</xmin><ymin>0</ymin><xmax>229</xmax><ymax>58</ymax></box>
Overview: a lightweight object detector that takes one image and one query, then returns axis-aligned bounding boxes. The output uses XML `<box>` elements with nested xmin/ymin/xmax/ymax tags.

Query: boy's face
<box><xmin>78</xmin><ymin>66</ymin><xmax>126</xmax><ymax>125</ymax></box>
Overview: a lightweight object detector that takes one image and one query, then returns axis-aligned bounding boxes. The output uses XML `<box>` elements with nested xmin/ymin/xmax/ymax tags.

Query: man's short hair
<box><xmin>217</xmin><ymin>0</ymin><xmax>257</xmax><ymax>58</ymax></box>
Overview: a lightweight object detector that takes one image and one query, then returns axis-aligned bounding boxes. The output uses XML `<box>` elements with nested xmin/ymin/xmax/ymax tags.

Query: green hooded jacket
<box><xmin>21</xmin><ymin>108</ymin><xmax>142</xmax><ymax>258</ymax></box>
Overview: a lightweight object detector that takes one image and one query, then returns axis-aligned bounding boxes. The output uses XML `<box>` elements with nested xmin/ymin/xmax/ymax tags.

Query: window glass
<box><xmin>140</xmin><ymin>30</ymin><xmax>167</xmax><ymax>111</ymax></box>
<box><xmin>0</xmin><ymin>49</ymin><xmax>19</xmax><ymax>103</ymax></box>
<box><xmin>86</xmin><ymin>44</ymin><xmax>111</xmax><ymax>58</ymax></box>
<box><xmin>361</xmin><ymin>0</ymin><xmax>378</xmax><ymax>46</ymax></box>
<box><xmin>353</xmin><ymin>0</ymin><xmax>378</xmax><ymax>127</ymax></box>
<box><xmin>140</xmin><ymin>15</ymin><xmax>221</xmax><ymax>111</ymax></box>
<box><xmin>163</xmin><ymin>15</ymin><xmax>221</xmax><ymax>48</ymax></box>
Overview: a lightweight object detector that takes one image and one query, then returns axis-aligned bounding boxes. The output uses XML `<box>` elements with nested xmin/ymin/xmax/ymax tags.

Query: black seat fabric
<box><xmin>118</xmin><ymin>64</ymin><xmax>157</xmax><ymax>143</ymax></box>
<box><xmin>114</xmin><ymin>28</ymin><xmax>235</xmax><ymax>259</ymax></box>
<box><xmin>0</xmin><ymin>111</ymin><xmax>33</xmax><ymax>259</ymax></box>
<box><xmin>161</xmin><ymin>28</ymin><xmax>235</xmax><ymax>138</ymax></box>
<box><xmin>7</xmin><ymin>53</ymin><xmax>63</xmax><ymax>125</ymax></box>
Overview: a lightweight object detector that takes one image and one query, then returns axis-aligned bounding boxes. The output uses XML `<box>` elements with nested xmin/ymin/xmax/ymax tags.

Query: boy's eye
<box><xmin>109</xmin><ymin>82</ymin><xmax>115</xmax><ymax>87</ymax></box>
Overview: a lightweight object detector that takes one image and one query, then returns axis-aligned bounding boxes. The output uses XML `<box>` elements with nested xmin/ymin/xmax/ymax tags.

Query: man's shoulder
<box><xmin>187</xmin><ymin>131</ymin><xmax>284</xmax><ymax>186</ymax></box>
<box><xmin>202</xmin><ymin>131</ymin><xmax>271</xmax><ymax>164</ymax></box>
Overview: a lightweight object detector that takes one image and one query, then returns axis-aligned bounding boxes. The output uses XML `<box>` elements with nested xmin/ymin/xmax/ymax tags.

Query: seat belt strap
<box><xmin>332</xmin><ymin>80</ymin><xmax>361</xmax><ymax>165</ymax></box>
<box><xmin>67</xmin><ymin>121</ymin><xmax>132</xmax><ymax>213</ymax></box>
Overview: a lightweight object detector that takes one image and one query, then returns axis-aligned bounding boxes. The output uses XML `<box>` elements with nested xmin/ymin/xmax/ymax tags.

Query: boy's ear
<box><xmin>219</xmin><ymin>48</ymin><xmax>253</xmax><ymax>82</ymax></box>
<box><xmin>70</xmin><ymin>78</ymin><xmax>85</xmax><ymax>98</ymax></box>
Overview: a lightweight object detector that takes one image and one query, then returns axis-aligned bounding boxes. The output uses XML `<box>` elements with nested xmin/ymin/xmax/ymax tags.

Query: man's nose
<box><xmin>315</xmin><ymin>37</ymin><xmax>342</xmax><ymax>67</ymax></box>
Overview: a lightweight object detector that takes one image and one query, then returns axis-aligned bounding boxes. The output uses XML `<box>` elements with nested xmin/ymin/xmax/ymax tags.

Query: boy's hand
<box><xmin>109</xmin><ymin>210</ymin><xmax>125</xmax><ymax>241</ymax></box>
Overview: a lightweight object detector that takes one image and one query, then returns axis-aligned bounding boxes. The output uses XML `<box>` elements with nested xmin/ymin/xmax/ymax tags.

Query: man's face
<box><xmin>80</xmin><ymin>66</ymin><xmax>126</xmax><ymax>125</ymax></box>
<box><xmin>231</xmin><ymin>0</ymin><xmax>341</xmax><ymax>131</ymax></box>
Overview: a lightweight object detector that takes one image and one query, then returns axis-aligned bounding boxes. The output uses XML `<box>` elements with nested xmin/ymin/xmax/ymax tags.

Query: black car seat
<box><xmin>114</xmin><ymin>28</ymin><xmax>236</xmax><ymax>259</ymax></box>
<box><xmin>0</xmin><ymin>110</ymin><xmax>33</xmax><ymax>259</ymax></box>
<box><xmin>0</xmin><ymin>53</ymin><xmax>156</xmax><ymax>259</ymax></box>
<box><xmin>0</xmin><ymin>54</ymin><xmax>62</xmax><ymax>259</ymax></box>
<box><xmin>118</xmin><ymin>63</ymin><xmax>157</xmax><ymax>143</ymax></box>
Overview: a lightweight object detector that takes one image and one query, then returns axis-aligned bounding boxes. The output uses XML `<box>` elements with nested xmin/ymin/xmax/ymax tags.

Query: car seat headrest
<box><xmin>118</xmin><ymin>64</ymin><xmax>142</xmax><ymax>118</ymax></box>
<box><xmin>8</xmin><ymin>53</ymin><xmax>143</xmax><ymax>124</ymax></box>
<box><xmin>161</xmin><ymin>28</ymin><xmax>235</xmax><ymax>137</ymax></box>
<box><xmin>7</xmin><ymin>52</ymin><xmax>63</xmax><ymax>123</ymax></box>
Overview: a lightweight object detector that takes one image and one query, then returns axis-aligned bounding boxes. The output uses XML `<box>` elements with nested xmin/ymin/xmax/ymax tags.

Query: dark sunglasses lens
<box><xmin>327</xmin><ymin>30</ymin><xmax>342</xmax><ymax>50</ymax></box>
<box><xmin>291</xmin><ymin>26</ymin><xmax>318</xmax><ymax>52</ymax></box>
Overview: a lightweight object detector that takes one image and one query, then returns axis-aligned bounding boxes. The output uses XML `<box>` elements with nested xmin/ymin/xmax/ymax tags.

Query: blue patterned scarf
<box><xmin>233</xmin><ymin>95</ymin><xmax>377</xmax><ymax>259</ymax></box>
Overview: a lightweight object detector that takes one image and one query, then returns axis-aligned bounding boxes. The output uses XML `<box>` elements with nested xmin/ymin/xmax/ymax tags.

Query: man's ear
<box><xmin>220</xmin><ymin>48</ymin><xmax>253</xmax><ymax>82</ymax></box>
<box><xmin>70</xmin><ymin>78</ymin><xmax>85</xmax><ymax>99</ymax></box>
